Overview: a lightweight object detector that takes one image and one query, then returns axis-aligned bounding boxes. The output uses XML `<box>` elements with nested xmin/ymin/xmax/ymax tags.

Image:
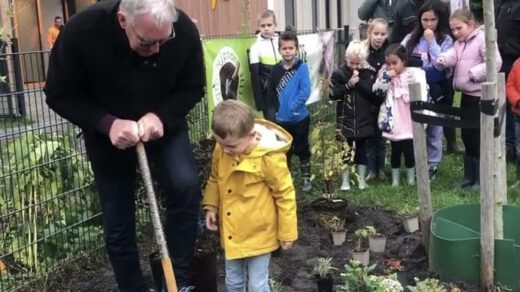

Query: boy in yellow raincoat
<box><xmin>203</xmin><ymin>100</ymin><xmax>298</xmax><ymax>292</ymax></box>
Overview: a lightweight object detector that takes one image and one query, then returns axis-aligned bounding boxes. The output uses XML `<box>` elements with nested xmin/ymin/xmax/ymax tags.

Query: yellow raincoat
<box><xmin>203</xmin><ymin>119</ymin><xmax>298</xmax><ymax>260</ymax></box>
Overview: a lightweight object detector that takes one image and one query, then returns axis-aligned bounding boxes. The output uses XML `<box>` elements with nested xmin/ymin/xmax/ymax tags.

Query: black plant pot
<box><xmin>150</xmin><ymin>250</ymin><xmax>218</xmax><ymax>292</ymax></box>
<box><xmin>189</xmin><ymin>251</ymin><xmax>217</xmax><ymax>292</ymax></box>
<box><xmin>149</xmin><ymin>251</ymin><xmax>164</xmax><ymax>292</ymax></box>
<box><xmin>317</xmin><ymin>275</ymin><xmax>334</xmax><ymax>292</ymax></box>
<box><xmin>397</xmin><ymin>271</ymin><xmax>408</xmax><ymax>286</ymax></box>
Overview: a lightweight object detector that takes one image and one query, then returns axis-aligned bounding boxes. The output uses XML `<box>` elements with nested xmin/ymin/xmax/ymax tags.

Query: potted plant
<box><xmin>398</xmin><ymin>205</ymin><xmax>420</xmax><ymax>233</ymax></box>
<box><xmin>366</xmin><ymin>225</ymin><xmax>386</xmax><ymax>253</ymax></box>
<box><xmin>324</xmin><ymin>216</ymin><xmax>346</xmax><ymax>245</ymax></box>
<box><xmin>188</xmin><ymin>218</ymin><xmax>220</xmax><ymax>291</ymax></box>
<box><xmin>384</xmin><ymin>259</ymin><xmax>407</xmax><ymax>286</ymax></box>
<box><xmin>369</xmin><ymin>274</ymin><xmax>404</xmax><ymax>292</ymax></box>
<box><xmin>407</xmin><ymin>277</ymin><xmax>447</xmax><ymax>292</ymax></box>
<box><xmin>310</xmin><ymin>102</ymin><xmax>353</xmax><ymax>199</ymax></box>
<box><xmin>353</xmin><ymin>227</ymin><xmax>370</xmax><ymax>266</ymax></box>
<box><xmin>311</xmin><ymin>257</ymin><xmax>337</xmax><ymax>292</ymax></box>
<box><xmin>339</xmin><ymin>260</ymin><xmax>377</xmax><ymax>291</ymax></box>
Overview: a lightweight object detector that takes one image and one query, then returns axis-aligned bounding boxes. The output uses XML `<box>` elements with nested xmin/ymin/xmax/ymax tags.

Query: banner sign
<box><xmin>202</xmin><ymin>31</ymin><xmax>336</xmax><ymax>127</ymax></box>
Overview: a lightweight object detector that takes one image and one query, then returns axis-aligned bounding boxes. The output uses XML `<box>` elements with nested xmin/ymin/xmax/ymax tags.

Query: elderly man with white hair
<box><xmin>44</xmin><ymin>0</ymin><xmax>204</xmax><ymax>290</ymax></box>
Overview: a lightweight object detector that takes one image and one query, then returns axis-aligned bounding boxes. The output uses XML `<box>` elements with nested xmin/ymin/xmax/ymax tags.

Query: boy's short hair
<box><xmin>212</xmin><ymin>100</ymin><xmax>255</xmax><ymax>139</ymax></box>
<box><xmin>259</xmin><ymin>9</ymin><xmax>276</xmax><ymax>24</ymax></box>
<box><xmin>279</xmin><ymin>29</ymin><xmax>299</xmax><ymax>48</ymax></box>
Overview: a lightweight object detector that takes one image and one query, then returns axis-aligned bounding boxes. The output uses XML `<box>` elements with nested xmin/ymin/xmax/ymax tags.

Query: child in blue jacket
<box><xmin>268</xmin><ymin>29</ymin><xmax>312</xmax><ymax>191</ymax></box>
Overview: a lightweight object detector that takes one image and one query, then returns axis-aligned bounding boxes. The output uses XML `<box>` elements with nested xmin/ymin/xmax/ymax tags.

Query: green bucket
<box><xmin>430</xmin><ymin>204</ymin><xmax>520</xmax><ymax>291</ymax></box>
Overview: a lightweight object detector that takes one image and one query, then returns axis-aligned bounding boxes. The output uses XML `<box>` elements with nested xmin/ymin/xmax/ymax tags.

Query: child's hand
<box><xmin>386</xmin><ymin>70</ymin><xmax>397</xmax><ymax>78</ymax></box>
<box><xmin>423</xmin><ymin>29</ymin><xmax>435</xmax><ymax>41</ymax></box>
<box><xmin>279</xmin><ymin>241</ymin><xmax>293</xmax><ymax>250</ymax></box>
<box><xmin>348</xmin><ymin>70</ymin><xmax>360</xmax><ymax>87</ymax></box>
<box><xmin>205</xmin><ymin>211</ymin><xmax>218</xmax><ymax>231</ymax></box>
<box><xmin>437</xmin><ymin>56</ymin><xmax>446</xmax><ymax>66</ymax></box>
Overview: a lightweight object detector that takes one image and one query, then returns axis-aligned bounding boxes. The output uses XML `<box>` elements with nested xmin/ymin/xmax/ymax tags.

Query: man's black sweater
<box><xmin>44</xmin><ymin>0</ymin><xmax>204</xmax><ymax>137</ymax></box>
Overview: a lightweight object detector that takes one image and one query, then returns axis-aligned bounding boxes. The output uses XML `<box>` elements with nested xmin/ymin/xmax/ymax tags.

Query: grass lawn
<box><xmin>332</xmin><ymin>152</ymin><xmax>520</xmax><ymax>212</ymax></box>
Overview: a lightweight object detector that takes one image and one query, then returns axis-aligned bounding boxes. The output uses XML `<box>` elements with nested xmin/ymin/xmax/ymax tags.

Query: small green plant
<box><xmin>311</xmin><ymin>257</ymin><xmax>337</xmax><ymax>279</ymax></box>
<box><xmin>407</xmin><ymin>277</ymin><xmax>447</xmax><ymax>292</ymax></box>
<box><xmin>268</xmin><ymin>278</ymin><xmax>283</xmax><ymax>292</ymax></box>
<box><xmin>398</xmin><ymin>204</ymin><xmax>419</xmax><ymax>218</ymax></box>
<box><xmin>384</xmin><ymin>259</ymin><xmax>404</xmax><ymax>273</ymax></box>
<box><xmin>354</xmin><ymin>227</ymin><xmax>370</xmax><ymax>251</ymax></box>
<box><xmin>369</xmin><ymin>274</ymin><xmax>404</xmax><ymax>292</ymax></box>
<box><xmin>365</xmin><ymin>226</ymin><xmax>378</xmax><ymax>236</ymax></box>
<box><xmin>326</xmin><ymin>216</ymin><xmax>346</xmax><ymax>232</ymax></box>
<box><xmin>339</xmin><ymin>260</ymin><xmax>377</xmax><ymax>292</ymax></box>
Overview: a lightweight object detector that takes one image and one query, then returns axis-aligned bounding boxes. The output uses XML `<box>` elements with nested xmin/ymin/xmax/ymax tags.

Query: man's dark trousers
<box><xmin>85</xmin><ymin>130</ymin><xmax>201</xmax><ymax>291</ymax></box>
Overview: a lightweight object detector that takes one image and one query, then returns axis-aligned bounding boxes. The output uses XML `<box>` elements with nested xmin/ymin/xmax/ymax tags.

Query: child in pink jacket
<box><xmin>373</xmin><ymin>44</ymin><xmax>428</xmax><ymax>187</ymax></box>
<box><xmin>437</xmin><ymin>9</ymin><xmax>502</xmax><ymax>191</ymax></box>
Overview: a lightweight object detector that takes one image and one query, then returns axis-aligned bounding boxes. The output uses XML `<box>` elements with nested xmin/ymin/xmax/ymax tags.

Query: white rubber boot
<box><xmin>340</xmin><ymin>170</ymin><xmax>351</xmax><ymax>191</ymax></box>
<box><xmin>357</xmin><ymin>165</ymin><xmax>368</xmax><ymax>190</ymax></box>
<box><xmin>391</xmin><ymin>168</ymin><xmax>400</xmax><ymax>187</ymax></box>
<box><xmin>406</xmin><ymin>167</ymin><xmax>415</xmax><ymax>186</ymax></box>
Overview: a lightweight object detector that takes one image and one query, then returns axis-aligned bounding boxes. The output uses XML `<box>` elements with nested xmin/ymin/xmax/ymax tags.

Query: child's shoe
<box><xmin>428</xmin><ymin>165</ymin><xmax>438</xmax><ymax>181</ymax></box>
<box><xmin>340</xmin><ymin>170</ymin><xmax>351</xmax><ymax>191</ymax></box>
<box><xmin>378</xmin><ymin>170</ymin><xmax>386</xmax><ymax>180</ymax></box>
<box><xmin>357</xmin><ymin>165</ymin><xmax>368</xmax><ymax>190</ymax></box>
<box><xmin>365</xmin><ymin>172</ymin><xmax>377</xmax><ymax>182</ymax></box>
<box><xmin>391</xmin><ymin>168</ymin><xmax>400</xmax><ymax>187</ymax></box>
<box><xmin>302</xmin><ymin>178</ymin><xmax>312</xmax><ymax>191</ymax></box>
<box><xmin>406</xmin><ymin>167</ymin><xmax>415</xmax><ymax>186</ymax></box>
<box><xmin>300</xmin><ymin>160</ymin><xmax>312</xmax><ymax>191</ymax></box>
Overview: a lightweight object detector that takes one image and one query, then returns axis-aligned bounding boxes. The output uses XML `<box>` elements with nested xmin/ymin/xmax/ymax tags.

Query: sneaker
<box><xmin>428</xmin><ymin>166</ymin><xmax>438</xmax><ymax>180</ymax></box>
<box><xmin>302</xmin><ymin>178</ymin><xmax>312</xmax><ymax>191</ymax></box>
<box><xmin>377</xmin><ymin>170</ymin><xmax>386</xmax><ymax>180</ymax></box>
<box><xmin>179</xmin><ymin>286</ymin><xmax>196</xmax><ymax>292</ymax></box>
<box><xmin>365</xmin><ymin>172</ymin><xmax>377</xmax><ymax>182</ymax></box>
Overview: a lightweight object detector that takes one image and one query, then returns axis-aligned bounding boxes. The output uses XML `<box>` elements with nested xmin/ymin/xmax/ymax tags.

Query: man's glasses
<box><xmin>130</xmin><ymin>22</ymin><xmax>175</xmax><ymax>48</ymax></box>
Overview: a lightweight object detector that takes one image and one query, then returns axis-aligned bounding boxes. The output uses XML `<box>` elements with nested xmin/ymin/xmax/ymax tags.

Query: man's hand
<box><xmin>109</xmin><ymin>119</ymin><xmax>140</xmax><ymax>150</ymax></box>
<box><xmin>205</xmin><ymin>211</ymin><xmax>218</xmax><ymax>231</ymax></box>
<box><xmin>280</xmin><ymin>241</ymin><xmax>293</xmax><ymax>250</ymax></box>
<box><xmin>137</xmin><ymin>113</ymin><xmax>164</xmax><ymax>142</ymax></box>
<box><xmin>423</xmin><ymin>28</ymin><xmax>435</xmax><ymax>41</ymax></box>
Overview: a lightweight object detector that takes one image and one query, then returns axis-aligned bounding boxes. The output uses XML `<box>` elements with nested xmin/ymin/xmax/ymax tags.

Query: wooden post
<box><xmin>495</xmin><ymin>73</ymin><xmax>507</xmax><ymax>240</ymax></box>
<box><xmin>409</xmin><ymin>82</ymin><xmax>433</xmax><ymax>254</ymax></box>
<box><xmin>480</xmin><ymin>82</ymin><xmax>495</xmax><ymax>291</ymax></box>
<box><xmin>483</xmin><ymin>0</ymin><xmax>498</xmax><ymax>85</ymax></box>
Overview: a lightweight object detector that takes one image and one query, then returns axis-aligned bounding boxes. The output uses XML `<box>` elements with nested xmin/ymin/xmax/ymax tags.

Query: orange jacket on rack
<box><xmin>507</xmin><ymin>58</ymin><xmax>520</xmax><ymax>116</ymax></box>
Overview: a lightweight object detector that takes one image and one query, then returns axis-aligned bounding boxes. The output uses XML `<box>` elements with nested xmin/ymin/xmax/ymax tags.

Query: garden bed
<box><xmin>44</xmin><ymin>203</ymin><xmax>481</xmax><ymax>291</ymax></box>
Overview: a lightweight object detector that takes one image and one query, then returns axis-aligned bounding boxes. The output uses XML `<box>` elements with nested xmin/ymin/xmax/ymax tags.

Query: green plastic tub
<box><xmin>430</xmin><ymin>204</ymin><xmax>520</xmax><ymax>291</ymax></box>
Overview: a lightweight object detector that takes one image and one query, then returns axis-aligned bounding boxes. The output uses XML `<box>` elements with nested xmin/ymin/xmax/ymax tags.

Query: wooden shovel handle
<box><xmin>136</xmin><ymin>142</ymin><xmax>178</xmax><ymax>292</ymax></box>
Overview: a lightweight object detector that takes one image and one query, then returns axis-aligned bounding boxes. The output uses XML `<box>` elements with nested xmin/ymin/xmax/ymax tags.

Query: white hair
<box><xmin>345</xmin><ymin>40</ymin><xmax>368</xmax><ymax>62</ymax></box>
<box><xmin>119</xmin><ymin>0</ymin><xmax>177</xmax><ymax>26</ymax></box>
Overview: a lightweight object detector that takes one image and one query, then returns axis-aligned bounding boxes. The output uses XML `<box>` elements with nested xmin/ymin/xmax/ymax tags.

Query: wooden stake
<box><xmin>495</xmin><ymin>73</ymin><xmax>507</xmax><ymax>240</ymax></box>
<box><xmin>480</xmin><ymin>82</ymin><xmax>495</xmax><ymax>291</ymax></box>
<box><xmin>409</xmin><ymin>82</ymin><xmax>433</xmax><ymax>255</ymax></box>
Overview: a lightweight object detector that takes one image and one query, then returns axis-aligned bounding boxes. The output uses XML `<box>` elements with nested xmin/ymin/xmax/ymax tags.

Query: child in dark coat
<box><xmin>329</xmin><ymin>40</ymin><xmax>380</xmax><ymax>191</ymax></box>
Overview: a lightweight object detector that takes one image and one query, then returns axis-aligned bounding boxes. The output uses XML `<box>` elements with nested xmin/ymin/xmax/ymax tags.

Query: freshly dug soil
<box><xmin>44</xmin><ymin>203</ymin><xmax>480</xmax><ymax>291</ymax></box>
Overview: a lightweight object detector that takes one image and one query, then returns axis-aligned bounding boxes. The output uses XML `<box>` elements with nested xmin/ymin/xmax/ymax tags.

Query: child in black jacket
<box><xmin>329</xmin><ymin>40</ymin><xmax>380</xmax><ymax>191</ymax></box>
